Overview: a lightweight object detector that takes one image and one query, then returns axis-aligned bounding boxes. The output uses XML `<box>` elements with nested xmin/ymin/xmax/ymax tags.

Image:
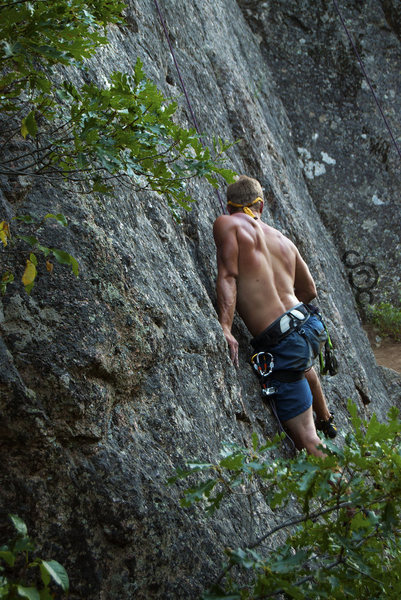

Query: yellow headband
<box><xmin>227</xmin><ymin>196</ymin><xmax>263</xmax><ymax>218</ymax></box>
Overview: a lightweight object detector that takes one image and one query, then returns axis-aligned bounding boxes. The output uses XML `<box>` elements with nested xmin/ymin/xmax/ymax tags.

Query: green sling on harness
<box><xmin>319</xmin><ymin>321</ymin><xmax>338</xmax><ymax>376</ymax></box>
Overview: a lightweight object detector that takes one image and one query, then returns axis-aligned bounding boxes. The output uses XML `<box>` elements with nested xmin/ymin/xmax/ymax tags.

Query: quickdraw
<box><xmin>250</xmin><ymin>352</ymin><xmax>277</xmax><ymax>396</ymax></box>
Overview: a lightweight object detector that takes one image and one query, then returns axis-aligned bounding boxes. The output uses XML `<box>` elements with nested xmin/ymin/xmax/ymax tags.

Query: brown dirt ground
<box><xmin>363</xmin><ymin>324</ymin><xmax>401</xmax><ymax>374</ymax></box>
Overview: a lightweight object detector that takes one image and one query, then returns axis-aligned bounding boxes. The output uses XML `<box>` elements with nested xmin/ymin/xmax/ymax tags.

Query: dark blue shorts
<box><xmin>252</xmin><ymin>311</ymin><xmax>327</xmax><ymax>422</ymax></box>
<box><xmin>268</xmin><ymin>377</ymin><xmax>313</xmax><ymax>422</ymax></box>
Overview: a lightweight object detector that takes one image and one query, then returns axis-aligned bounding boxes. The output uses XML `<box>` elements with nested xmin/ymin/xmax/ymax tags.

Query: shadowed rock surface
<box><xmin>238</xmin><ymin>0</ymin><xmax>401</xmax><ymax>306</ymax></box>
<box><xmin>1</xmin><ymin>1</ymin><xmax>400</xmax><ymax>598</ymax></box>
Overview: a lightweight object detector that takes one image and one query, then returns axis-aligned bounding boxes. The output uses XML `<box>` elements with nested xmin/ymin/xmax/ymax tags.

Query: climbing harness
<box><xmin>333</xmin><ymin>0</ymin><xmax>401</xmax><ymax>162</ymax></box>
<box><xmin>250</xmin><ymin>351</ymin><xmax>307</xmax><ymax>392</ymax></box>
<box><xmin>249</xmin><ymin>304</ymin><xmax>310</xmax><ymax>451</ymax></box>
<box><xmin>227</xmin><ymin>196</ymin><xmax>263</xmax><ymax>219</ymax></box>
<box><xmin>251</xmin><ymin>303</ymin><xmax>311</xmax><ymax>350</ymax></box>
<box><xmin>153</xmin><ymin>0</ymin><xmax>226</xmax><ymax>214</ymax></box>
<box><xmin>250</xmin><ymin>304</ymin><xmax>338</xmax><ymax>450</ymax></box>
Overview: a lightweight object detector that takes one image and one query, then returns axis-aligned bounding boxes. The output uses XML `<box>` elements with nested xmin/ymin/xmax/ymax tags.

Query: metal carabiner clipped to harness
<box><xmin>250</xmin><ymin>352</ymin><xmax>277</xmax><ymax>397</ymax></box>
<box><xmin>250</xmin><ymin>352</ymin><xmax>274</xmax><ymax>378</ymax></box>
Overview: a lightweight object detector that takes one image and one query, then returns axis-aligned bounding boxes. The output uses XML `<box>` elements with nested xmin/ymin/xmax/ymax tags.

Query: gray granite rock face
<box><xmin>1</xmin><ymin>1</ymin><xmax>400</xmax><ymax>598</ymax></box>
<box><xmin>238</xmin><ymin>0</ymin><xmax>401</xmax><ymax>308</ymax></box>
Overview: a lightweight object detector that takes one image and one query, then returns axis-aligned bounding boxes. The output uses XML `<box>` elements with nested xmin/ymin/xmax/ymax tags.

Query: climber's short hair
<box><xmin>226</xmin><ymin>175</ymin><xmax>263</xmax><ymax>211</ymax></box>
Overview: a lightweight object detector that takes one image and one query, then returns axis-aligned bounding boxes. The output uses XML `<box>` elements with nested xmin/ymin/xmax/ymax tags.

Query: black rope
<box><xmin>153</xmin><ymin>0</ymin><xmax>226</xmax><ymax>214</ymax></box>
<box><xmin>333</xmin><ymin>0</ymin><xmax>401</xmax><ymax>162</ymax></box>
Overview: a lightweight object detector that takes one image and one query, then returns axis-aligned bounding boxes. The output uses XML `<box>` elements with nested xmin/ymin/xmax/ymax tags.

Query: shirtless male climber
<box><xmin>213</xmin><ymin>175</ymin><xmax>336</xmax><ymax>458</ymax></box>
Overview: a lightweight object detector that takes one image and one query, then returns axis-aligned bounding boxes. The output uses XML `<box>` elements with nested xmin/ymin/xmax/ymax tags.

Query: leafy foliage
<box><xmin>367</xmin><ymin>301</ymin><xmax>401</xmax><ymax>342</ymax></box>
<box><xmin>0</xmin><ymin>515</ymin><xmax>69</xmax><ymax>599</ymax></box>
<box><xmin>0</xmin><ymin>0</ymin><xmax>236</xmax><ymax>294</ymax></box>
<box><xmin>0</xmin><ymin>0</ymin><xmax>236</xmax><ymax>212</ymax></box>
<box><xmin>1</xmin><ymin>213</ymin><xmax>78</xmax><ymax>295</ymax></box>
<box><xmin>170</xmin><ymin>402</ymin><xmax>401</xmax><ymax>599</ymax></box>
<box><xmin>0</xmin><ymin>0</ymin><xmax>234</xmax><ymax>294</ymax></box>
<box><xmin>0</xmin><ymin>0</ymin><xmax>124</xmax><ymax>105</ymax></box>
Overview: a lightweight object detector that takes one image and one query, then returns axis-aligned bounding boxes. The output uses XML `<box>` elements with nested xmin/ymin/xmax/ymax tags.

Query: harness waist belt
<box><xmin>251</xmin><ymin>303</ymin><xmax>310</xmax><ymax>350</ymax></box>
<box><xmin>271</xmin><ymin>370</ymin><xmax>306</xmax><ymax>383</ymax></box>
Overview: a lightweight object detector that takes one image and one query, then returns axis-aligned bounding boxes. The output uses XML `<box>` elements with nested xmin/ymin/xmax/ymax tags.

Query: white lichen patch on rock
<box><xmin>321</xmin><ymin>152</ymin><xmax>336</xmax><ymax>165</ymax></box>
<box><xmin>362</xmin><ymin>218</ymin><xmax>378</xmax><ymax>232</ymax></box>
<box><xmin>372</xmin><ymin>194</ymin><xmax>385</xmax><ymax>206</ymax></box>
<box><xmin>297</xmin><ymin>147</ymin><xmax>336</xmax><ymax>179</ymax></box>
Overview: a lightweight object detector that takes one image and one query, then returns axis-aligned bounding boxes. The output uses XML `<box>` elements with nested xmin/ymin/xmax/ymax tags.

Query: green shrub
<box><xmin>170</xmin><ymin>401</ymin><xmax>401</xmax><ymax>599</ymax></box>
<box><xmin>0</xmin><ymin>0</ymin><xmax>236</xmax><ymax>295</ymax></box>
<box><xmin>0</xmin><ymin>0</ymin><xmax>235</xmax><ymax>209</ymax></box>
<box><xmin>367</xmin><ymin>302</ymin><xmax>401</xmax><ymax>342</ymax></box>
<box><xmin>0</xmin><ymin>515</ymin><xmax>69</xmax><ymax>599</ymax></box>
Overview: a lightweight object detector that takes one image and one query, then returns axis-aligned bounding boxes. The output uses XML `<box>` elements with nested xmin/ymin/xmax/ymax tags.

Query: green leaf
<box><xmin>18</xmin><ymin>235</ymin><xmax>38</xmax><ymax>247</ymax></box>
<box><xmin>230</xmin><ymin>547</ymin><xmax>262</xmax><ymax>570</ymax></box>
<box><xmin>40</xmin><ymin>560</ymin><xmax>69</xmax><ymax>592</ymax></box>
<box><xmin>69</xmin><ymin>255</ymin><xmax>79</xmax><ymax>276</ymax></box>
<box><xmin>205</xmin><ymin>490</ymin><xmax>225</xmax><ymax>516</ymax></box>
<box><xmin>20</xmin><ymin>119</ymin><xmax>29</xmax><ymax>139</ymax></box>
<box><xmin>298</xmin><ymin>466</ymin><xmax>318</xmax><ymax>493</ymax></box>
<box><xmin>133</xmin><ymin>58</ymin><xmax>145</xmax><ymax>85</ymax></box>
<box><xmin>24</xmin><ymin>282</ymin><xmax>35</xmax><ymax>295</ymax></box>
<box><xmin>205</xmin><ymin>174</ymin><xmax>219</xmax><ymax>188</ymax></box>
<box><xmin>350</xmin><ymin>512</ymin><xmax>371</xmax><ymax>532</ymax></box>
<box><xmin>21</xmin><ymin>112</ymin><xmax>38</xmax><ymax>138</ymax></box>
<box><xmin>51</xmin><ymin>249</ymin><xmax>79</xmax><ymax>275</ymax></box>
<box><xmin>10</xmin><ymin>515</ymin><xmax>28</xmax><ymax>536</ymax></box>
<box><xmin>16</xmin><ymin>586</ymin><xmax>40</xmax><ymax>600</ymax></box>
<box><xmin>214</xmin><ymin>167</ymin><xmax>237</xmax><ymax>184</ymax></box>
<box><xmin>92</xmin><ymin>180</ymin><xmax>113</xmax><ymax>194</ymax></box>
<box><xmin>365</xmin><ymin>413</ymin><xmax>381</xmax><ymax>441</ymax></box>
<box><xmin>388</xmin><ymin>406</ymin><xmax>400</xmax><ymax>421</ymax></box>
<box><xmin>278</xmin><ymin>581</ymin><xmax>307</xmax><ymax>600</ymax></box>
<box><xmin>37</xmin><ymin>244</ymin><xmax>51</xmax><ymax>257</ymax></box>
<box><xmin>39</xmin><ymin>560</ymin><xmax>51</xmax><ymax>587</ymax></box>
<box><xmin>1</xmin><ymin>271</ymin><xmax>15</xmax><ymax>295</ymax></box>
<box><xmin>51</xmin><ymin>248</ymin><xmax>71</xmax><ymax>265</ymax></box>
<box><xmin>0</xmin><ymin>549</ymin><xmax>15</xmax><ymax>567</ymax></box>
<box><xmin>13</xmin><ymin>215</ymin><xmax>37</xmax><ymax>224</ymax></box>
<box><xmin>44</xmin><ymin>213</ymin><xmax>68</xmax><ymax>227</ymax></box>
<box><xmin>383</xmin><ymin>501</ymin><xmax>397</xmax><ymax>532</ymax></box>
<box><xmin>269</xmin><ymin>549</ymin><xmax>309</xmax><ymax>573</ymax></box>
<box><xmin>219</xmin><ymin>455</ymin><xmax>244</xmax><ymax>470</ymax></box>
<box><xmin>244</xmin><ymin>461</ymin><xmax>266</xmax><ymax>473</ymax></box>
<box><xmin>2</xmin><ymin>41</ymin><xmax>16</xmax><ymax>58</ymax></box>
<box><xmin>181</xmin><ymin>479</ymin><xmax>217</xmax><ymax>507</ymax></box>
<box><xmin>14</xmin><ymin>536</ymin><xmax>34</xmax><ymax>552</ymax></box>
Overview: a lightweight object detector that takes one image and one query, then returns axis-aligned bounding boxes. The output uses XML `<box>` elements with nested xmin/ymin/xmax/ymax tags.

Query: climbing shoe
<box><xmin>315</xmin><ymin>414</ymin><xmax>337</xmax><ymax>439</ymax></box>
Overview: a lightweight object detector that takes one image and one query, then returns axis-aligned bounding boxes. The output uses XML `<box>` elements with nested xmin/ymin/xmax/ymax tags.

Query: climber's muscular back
<box><xmin>214</xmin><ymin>213</ymin><xmax>317</xmax><ymax>336</ymax></box>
